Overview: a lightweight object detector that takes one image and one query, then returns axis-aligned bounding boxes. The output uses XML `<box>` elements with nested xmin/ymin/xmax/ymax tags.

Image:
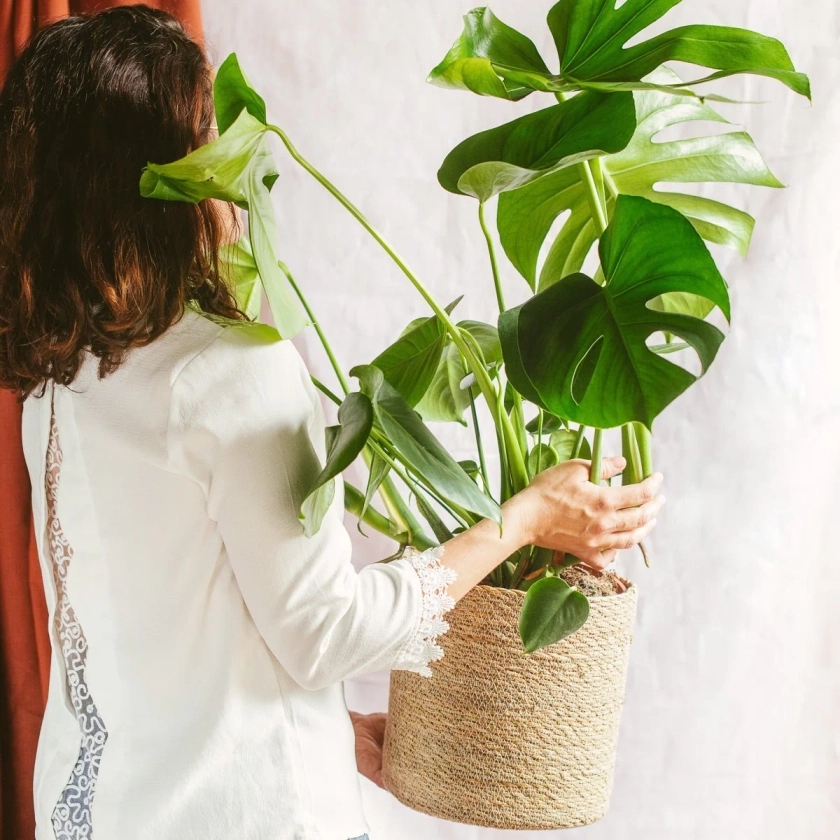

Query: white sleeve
<box><xmin>167</xmin><ymin>322</ymin><xmax>456</xmax><ymax>690</ymax></box>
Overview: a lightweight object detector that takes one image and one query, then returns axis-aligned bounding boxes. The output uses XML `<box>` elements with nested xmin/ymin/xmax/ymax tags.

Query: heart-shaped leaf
<box><xmin>500</xmin><ymin>195</ymin><xmax>730</xmax><ymax>429</ymax></box>
<box><xmin>547</xmin><ymin>0</ymin><xmax>810</xmax><ymax>98</ymax></box>
<box><xmin>300</xmin><ymin>392</ymin><xmax>374</xmax><ymax>535</ymax></box>
<box><xmin>519</xmin><ymin>576</ymin><xmax>590</xmax><ymax>652</ymax></box>
<box><xmin>415</xmin><ymin>321</ymin><xmax>502</xmax><ymax>424</ymax></box>
<box><xmin>139</xmin><ymin>108</ymin><xmax>307</xmax><ymax>338</ymax></box>
<box><xmin>214</xmin><ymin>53</ymin><xmax>268</xmax><ymax>136</ymax></box>
<box><xmin>528</xmin><ymin>443</ymin><xmax>560</xmax><ymax>476</ymax></box>
<box><xmin>428</xmin><ymin>7</ymin><xmax>551</xmax><ymax>101</ymax></box>
<box><xmin>350</xmin><ymin>365</ymin><xmax>501</xmax><ymax>525</ymax></box>
<box><xmin>438</xmin><ymin>91</ymin><xmax>636</xmax><ymax>202</ymax></box>
<box><xmin>498</xmin><ymin>69</ymin><xmax>782</xmax><ymax>292</ymax></box>
<box><xmin>550</xmin><ymin>428</ymin><xmax>591</xmax><ymax>462</ymax></box>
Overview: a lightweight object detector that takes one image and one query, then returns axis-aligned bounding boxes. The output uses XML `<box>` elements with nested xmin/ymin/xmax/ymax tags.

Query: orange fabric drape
<box><xmin>0</xmin><ymin>4</ymin><xmax>204</xmax><ymax>837</ymax></box>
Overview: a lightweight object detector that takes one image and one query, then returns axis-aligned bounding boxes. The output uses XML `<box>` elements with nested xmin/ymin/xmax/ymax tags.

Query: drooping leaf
<box><xmin>299</xmin><ymin>480</ymin><xmax>336</xmax><ymax>539</ymax></box>
<box><xmin>498</xmin><ymin>69</ymin><xmax>783</xmax><ymax>292</ymax></box>
<box><xmin>438</xmin><ymin>91</ymin><xmax>635</xmax><ymax>202</ymax></box>
<box><xmin>525</xmin><ymin>412</ymin><xmax>566</xmax><ymax>435</ymax></box>
<box><xmin>528</xmin><ymin>443</ymin><xmax>560</xmax><ymax>476</ymax></box>
<box><xmin>519</xmin><ymin>576</ymin><xmax>590</xmax><ymax>652</ymax></box>
<box><xmin>357</xmin><ymin>453</ymin><xmax>390</xmax><ymax>536</ymax></box>
<box><xmin>140</xmin><ymin>108</ymin><xmax>307</xmax><ymax>337</ymax></box>
<box><xmin>371</xmin><ymin>298</ymin><xmax>461</xmax><ymax>406</ymax></box>
<box><xmin>415</xmin><ymin>321</ymin><xmax>501</xmax><ymax>424</ymax></box>
<box><xmin>499</xmin><ymin>195</ymin><xmax>730</xmax><ymax>429</ymax></box>
<box><xmin>300</xmin><ymin>392</ymin><xmax>374</xmax><ymax>535</ymax></box>
<box><xmin>428</xmin><ymin>7</ymin><xmax>551</xmax><ymax>101</ymax></box>
<box><xmin>213</xmin><ymin>53</ymin><xmax>268</xmax><ymax>136</ymax></box>
<box><xmin>414</xmin><ymin>493</ymin><xmax>454</xmax><ymax>544</ymax></box>
<box><xmin>220</xmin><ymin>235</ymin><xmax>262</xmax><ymax>320</ymax></box>
<box><xmin>546</xmin><ymin>0</ymin><xmax>810</xmax><ymax>98</ymax></box>
<box><xmin>350</xmin><ymin>365</ymin><xmax>502</xmax><ymax>524</ymax></box>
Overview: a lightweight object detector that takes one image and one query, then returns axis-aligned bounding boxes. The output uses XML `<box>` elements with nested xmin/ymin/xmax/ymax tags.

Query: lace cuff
<box><xmin>393</xmin><ymin>545</ymin><xmax>458</xmax><ymax>678</ymax></box>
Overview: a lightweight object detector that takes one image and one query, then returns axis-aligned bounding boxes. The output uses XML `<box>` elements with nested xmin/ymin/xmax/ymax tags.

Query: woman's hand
<box><xmin>348</xmin><ymin>710</ymin><xmax>387</xmax><ymax>789</ymax></box>
<box><xmin>503</xmin><ymin>456</ymin><xmax>665</xmax><ymax>571</ymax></box>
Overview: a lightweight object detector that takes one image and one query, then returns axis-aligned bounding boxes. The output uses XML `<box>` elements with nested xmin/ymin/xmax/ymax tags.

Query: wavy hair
<box><xmin>0</xmin><ymin>4</ymin><xmax>244</xmax><ymax>398</ymax></box>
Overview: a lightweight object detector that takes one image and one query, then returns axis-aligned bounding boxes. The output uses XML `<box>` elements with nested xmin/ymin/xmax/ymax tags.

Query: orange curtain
<box><xmin>0</xmin><ymin>4</ymin><xmax>204</xmax><ymax>837</ymax></box>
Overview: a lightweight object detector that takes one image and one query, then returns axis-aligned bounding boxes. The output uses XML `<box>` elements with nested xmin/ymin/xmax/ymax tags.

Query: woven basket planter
<box><xmin>382</xmin><ymin>581</ymin><xmax>637</xmax><ymax>830</ymax></box>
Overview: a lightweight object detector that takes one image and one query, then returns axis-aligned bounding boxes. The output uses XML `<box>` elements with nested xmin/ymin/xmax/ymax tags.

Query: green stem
<box><xmin>589</xmin><ymin>428</ymin><xmax>603</xmax><ymax>484</ymax></box>
<box><xmin>572</xmin><ymin>424</ymin><xmax>588</xmax><ymax>458</ymax></box>
<box><xmin>621</xmin><ymin>423</ymin><xmax>641</xmax><ymax>485</ymax></box>
<box><xmin>343</xmin><ymin>481</ymin><xmax>436</xmax><ymax>552</ymax></box>
<box><xmin>281</xmin><ymin>261</ymin><xmax>350</xmax><ymax>395</ymax></box>
<box><xmin>579</xmin><ymin>159</ymin><xmax>609</xmax><ymax>235</ymax></box>
<box><xmin>311</xmin><ymin>376</ymin><xmax>341</xmax><ymax>406</ymax></box>
<box><xmin>633</xmin><ymin>421</ymin><xmax>654</xmax><ymax>479</ymax></box>
<box><xmin>469</xmin><ymin>390</ymin><xmax>492</xmax><ymax>499</ymax></box>
<box><xmin>478</xmin><ymin>201</ymin><xmax>505</xmax><ymax>312</ymax></box>
<box><xmin>269</xmin><ymin>123</ymin><xmax>529</xmax><ymax>494</ymax></box>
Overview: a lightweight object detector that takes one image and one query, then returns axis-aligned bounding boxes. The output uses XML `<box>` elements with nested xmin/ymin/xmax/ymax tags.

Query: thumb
<box><xmin>601</xmin><ymin>455</ymin><xmax>626</xmax><ymax>480</ymax></box>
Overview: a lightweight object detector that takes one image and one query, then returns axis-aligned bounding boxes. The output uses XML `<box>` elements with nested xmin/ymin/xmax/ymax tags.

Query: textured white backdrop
<box><xmin>201</xmin><ymin>2</ymin><xmax>839</xmax><ymax>837</ymax></box>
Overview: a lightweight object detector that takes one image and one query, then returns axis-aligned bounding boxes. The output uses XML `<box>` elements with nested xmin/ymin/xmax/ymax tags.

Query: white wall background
<box><xmin>201</xmin><ymin>2</ymin><xmax>839</xmax><ymax>838</ymax></box>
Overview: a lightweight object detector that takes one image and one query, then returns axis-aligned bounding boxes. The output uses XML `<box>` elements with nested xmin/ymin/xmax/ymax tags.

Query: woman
<box><xmin>0</xmin><ymin>6</ymin><xmax>664</xmax><ymax>840</ymax></box>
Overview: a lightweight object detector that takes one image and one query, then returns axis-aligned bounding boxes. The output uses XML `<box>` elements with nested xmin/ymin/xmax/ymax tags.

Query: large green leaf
<box><xmin>498</xmin><ymin>71</ymin><xmax>783</xmax><ymax>292</ymax></box>
<box><xmin>350</xmin><ymin>365</ymin><xmax>501</xmax><ymax>524</ymax></box>
<box><xmin>438</xmin><ymin>90</ymin><xmax>635</xmax><ymax>202</ymax></box>
<box><xmin>519</xmin><ymin>576</ymin><xmax>590</xmax><ymax>652</ymax></box>
<box><xmin>140</xmin><ymin>108</ymin><xmax>307</xmax><ymax>338</ymax></box>
<box><xmin>500</xmin><ymin>195</ymin><xmax>730</xmax><ymax>429</ymax></box>
<box><xmin>214</xmin><ymin>53</ymin><xmax>268</xmax><ymax>136</ymax></box>
<box><xmin>220</xmin><ymin>235</ymin><xmax>262</xmax><ymax>320</ymax></box>
<box><xmin>415</xmin><ymin>321</ymin><xmax>501</xmax><ymax>424</ymax></box>
<box><xmin>547</xmin><ymin>0</ymin><xmax>810</xmax><ymax>98</ymax></box>
<box><xmin>428</xmin><ymin>7</ymin><xmax>551</xmax><ymax>101</ymax></box>
<box><xmin>300</xmin><ymin>392</ymin><xmax>374</xmax><ymax>536</ymax></box>
<box><xmin>371</xmin><ymin>299</ymin><xmax>461</xmax><ymax>407</ymax></box>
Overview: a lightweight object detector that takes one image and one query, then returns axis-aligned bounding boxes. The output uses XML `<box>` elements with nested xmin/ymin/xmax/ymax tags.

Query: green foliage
<box><xmin>213</xmin><ymin>53</ymin><xmax>268</xmax><ymax>134</ymax></box>
<box><xmin>300</xmin><ymin>392</ymin><xmax>374</xmax><ymax>536</ymax></box>
<box><xmin>438</xmin><ymin>91</ymin><xmax>636</xmax><ymax>201</ymax></box>
<box><xmin>500</xmin><ymin>195</ymin><xmax>730</xmax><ymax>429</ymax></box>
<box><xmin>220</xmin><ymin>235</ymin><xmax>263</xmax><ymax>320</ymax></box>
<box><xmin>519</xmin><ymin>576</ymin><xmax>590</xmax><ymax>652</ymax></box>
<box><xmin>498</xmin><ymin>69</ymin><xmax>783</xmax><ymax>291</ymax></box>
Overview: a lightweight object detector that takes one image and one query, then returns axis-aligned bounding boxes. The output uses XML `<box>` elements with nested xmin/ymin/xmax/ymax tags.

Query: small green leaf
<box><xmin>528</xmin><ymin>443</ymin><xmax>560</xmax><ymax>476</ymax></box>
<box><xmin>299</xmin><ymin>479</ymin><xmax>336</xmax><ymax>539</ymax></box>
<box><xmin>357</xmin><ymin>453</ymin><xmax>390</xmax><ymax>536</ymax></box>
<box><xmin>300</xmin><ymin>392</ymin><xmax>374</xmax><ymax>534</ymax></box>
<box><xmin>550</xmin><ymin>428</ymin><xmax>590</xmax><ymax>462</ymax></box>
<box><xmin>214</xmin><ymin>53</ymin><xmax>268</xmax><ymax>136</ymax></box>
<box><xmin>350</xmin><ymin>365</ymin><xmax>501</xmax><ymax>525</ymax></box>
<box><xmin>526</xmin><ymin>413</ymin><xmax>566</xmax><ymax>435</ymax></box>
<box><xmin>429</xmin><ymin>7</ymin><xmax>551</xmax><ymax>101</ymax></box>
<box><xmin>500</xmin><ymin>195</ymin><xmax>730</xmax><ymax>429</ymax></box>
<box><xmin>519</xmin><ymin>576</ymin><xmax>590</xmax><ymax>652</ymax></box>
<box><xmin>438</xmin><ymin>91</ymin><xmax>635</xmax><ymax>202</ymax></box>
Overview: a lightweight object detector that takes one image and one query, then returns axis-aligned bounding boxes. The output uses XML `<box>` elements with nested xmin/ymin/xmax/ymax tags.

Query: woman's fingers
<box><xmin>608</xmin><ymin>472</ymin><xmax>664</xmax><ymax>509</ymax></box>
<box><xmin>581</xmin><ymin>548</ymin><xmax>617</xmax><ymax>571</ymax></box>
<box><xmin>607</xmin><ymin>495</ymin><xmax>666</xmax><ymax>532</ymax></box>
<box><xmin>599</xmin><ymin>518</ymin><xmax>658</xmax><ymax>551</ymax></box>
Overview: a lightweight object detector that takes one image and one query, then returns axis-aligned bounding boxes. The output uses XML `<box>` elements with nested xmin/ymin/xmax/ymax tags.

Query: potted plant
<box><xmin>139</xmin><ymin>0</ymin><xmax>808</xmax><ymax>827</ymax></box>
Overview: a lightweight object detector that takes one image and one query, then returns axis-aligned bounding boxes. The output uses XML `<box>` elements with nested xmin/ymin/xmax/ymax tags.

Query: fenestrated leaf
<box><xmin>499</xmin><ymin>195</ymin><xmax>730</xmax><ymax>429</ymax></box>
<box><xmin>214</xmin><ymin>53</ymin><xmax>268</xmax><ymax>136</ymax></box>
<box><xmin>498</xmin><ymin>70</ymin><xmax>783</xmax><ymax>292</ymax></box>
<box><xmin>220</xmin><ymin>235</ymin><xmax>262</xmax><ymax>320</ymax></box>
<box><xmin>438</xmin><ymin>91</ymin><xmax>635</xmax><ymax>201</ymax></box>
<box><xmin>546</xmin><ymin>0</ymin><xmax>810</xmax><ymax>99</ymax></box>
<box><xmin>519</xmin><ymin>576</ymin><xmax>590</xmax><ymax>652</ymax></box>
<box><xmin>350</xmin><ymin>365</ymin><xmax>501</xmax><ymax>524</ymax></box>
<box><xmin>415</xmin><ymin>321</ymin><xmax>501</xmax><ymax>424</ymax></box>
<box><xmin>300</xmin><ymin>392</ymin><xmax>374</xmax><ymax>535</ymax></box>
<box><xmin>371</xmin><ymin>298</ymin><xmax>461</xmax><ymax>407</ymax></box>
<box><xmin>139</xmin><ymin>108</ymin><xmax>307</xmax><ymax>338</ymax></box>
<box><xmin>428</xmin><ymin>7</ymin><xmax>551</xmax><ymax>101</ymax></box>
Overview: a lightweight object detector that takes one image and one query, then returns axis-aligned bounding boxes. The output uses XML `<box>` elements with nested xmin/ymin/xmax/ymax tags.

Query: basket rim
<box><xmin>471</xmin><ymin>577</ymin><xmax>635</xmax><ymax>603</ymax></box>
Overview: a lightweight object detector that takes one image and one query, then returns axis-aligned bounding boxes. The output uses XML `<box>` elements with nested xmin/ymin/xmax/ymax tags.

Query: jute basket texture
<box><xmin>382</xmin><ymin>581</ymin><xmax>638</xmax><ymax>830</ymax></box>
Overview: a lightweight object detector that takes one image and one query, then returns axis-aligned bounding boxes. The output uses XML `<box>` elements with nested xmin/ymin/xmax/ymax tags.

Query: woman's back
<box><xmin>22</xmin><ymin>308</ymin><xmax>424</xmax><ymax>839</ymax></box>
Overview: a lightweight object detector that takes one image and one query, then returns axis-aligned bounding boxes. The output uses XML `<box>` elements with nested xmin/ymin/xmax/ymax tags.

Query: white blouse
<box><xmin>21</xmin><ymin>307</ymin><xmax>456</xmax><ymax>840</ymax></box>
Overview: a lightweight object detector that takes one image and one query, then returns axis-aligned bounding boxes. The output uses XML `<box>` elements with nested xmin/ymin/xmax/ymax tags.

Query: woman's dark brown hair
<box><xmin>0</xmin><ymin>4</ymin><xmax>244</xmax><ymax>398</ymax></box>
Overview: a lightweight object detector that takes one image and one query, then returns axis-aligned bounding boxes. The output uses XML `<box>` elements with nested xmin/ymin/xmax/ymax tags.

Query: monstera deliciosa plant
<box><xmin>140</xmin><ymin>0</ymin><xmax>808</xmax><ymax>653</ymax></box>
